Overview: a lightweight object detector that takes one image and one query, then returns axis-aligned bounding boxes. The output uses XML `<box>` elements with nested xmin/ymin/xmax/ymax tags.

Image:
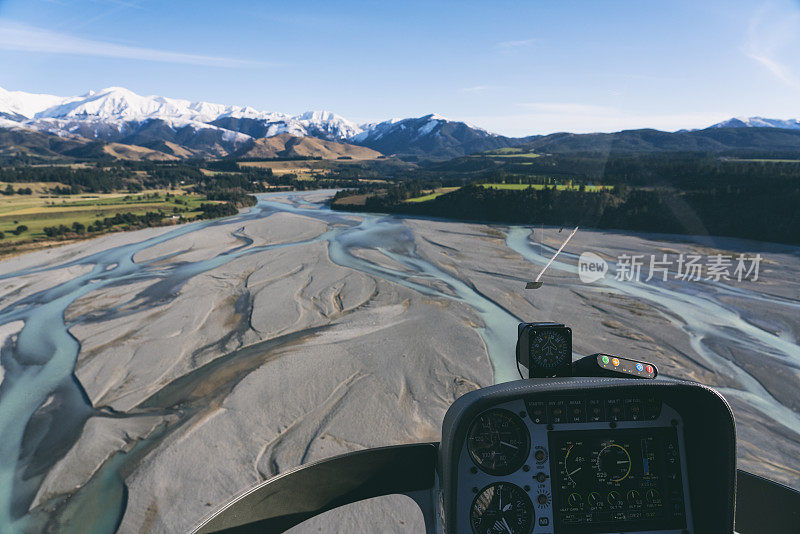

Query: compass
<box><xmin>516</xmin><ymin>323</ymin><xmax>573</xmax><ymax>378</ymax></box>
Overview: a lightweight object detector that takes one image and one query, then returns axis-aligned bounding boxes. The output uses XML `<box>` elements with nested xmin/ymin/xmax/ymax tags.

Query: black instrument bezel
<box><xmin>516</xmin><ymin>323</ymin><xmax>573</xmax><ymax>378</ymax></box>
<box><xmin>440</xmin><ymin>377</ymin><xmax>737</xmax><ymax>534</ymax></box>
<box><xmin>467</xmin><ymin>408</ymin><xmax>532</xmax><ymax>476</ymax></box>
<box><xmin>469</xmin><ymin>481</ymin><xmax>535</xmax><ymax>534</ymax></box>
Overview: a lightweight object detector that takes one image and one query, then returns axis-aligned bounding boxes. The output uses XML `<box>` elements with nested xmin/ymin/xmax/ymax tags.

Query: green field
<box><xmin>405</xmin><ymin>187</ymin><xmax>460</xmax><ymax>202</ymax></box>
<box><xmin>488</xmin><ymin>153</ymin><xmax>542</xmax><ymax>159</ymax></box>
<box><xmin>468</xmin><ymin>147</ymin><xmax>543</xmax><ymax>160</ymax></box>
<box><xmin>403</xmin><ymin>182</ymin><xmax>610</xmax><ymax>203</ymax></box>
<box><xmin>0</xmin><ymin>189</ymin><xmax>209</xmax><ymax>247</ymax></box>
<box><xmin>479</xmin><ymin>183</ymin><xmax>609</xmax><ymax>191</ymax></box>
<box><xmin>723</xmin><ymin>158</ymin><xmax>800</xmax><ymax>163</ymax></box>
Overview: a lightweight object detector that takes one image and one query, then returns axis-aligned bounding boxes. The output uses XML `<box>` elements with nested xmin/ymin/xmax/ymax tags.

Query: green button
<box><xmin>601</xmin><ymin>355</ymin><xmax>610</xmax><ymax>364</ymax></box>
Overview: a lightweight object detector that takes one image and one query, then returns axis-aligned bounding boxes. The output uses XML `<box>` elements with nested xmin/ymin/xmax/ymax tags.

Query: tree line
<box><xmin>332</xmin><ymin>150</ymin><xmax>800</xmax><ymax>245</ymax></box>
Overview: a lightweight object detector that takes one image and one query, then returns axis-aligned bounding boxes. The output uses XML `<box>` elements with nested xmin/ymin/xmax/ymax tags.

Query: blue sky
<box><xmin>1</xmin><ymin>0</ymin><xmax>799</xmax><ymax>136</ymax></box>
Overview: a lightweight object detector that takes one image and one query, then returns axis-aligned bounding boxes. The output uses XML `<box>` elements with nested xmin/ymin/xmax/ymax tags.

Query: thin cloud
<box><xmin>519</xmin><ymin>102</ymin><xmax>617</xmax><ymax>115</ymax></box>
<box><xmin>743</xmin><ymin>2</ymin><xmax>800</xmax><ymax>88</ymax></box>
<box><xmin>460</xmin><ymin>85</ymin><xmax>492</xmax><ymax>94</ymax></box>
<box><xmin>747</xmin><ymin>53</ymin><xmax>800</xmax><ymax>87</ymax></box>
<box><xmin>496</xmin><ymin>38</ymin><xmax>535</xmax><ymax>50</ymax></box>
<box><xmin>0</xmin><ymin>20</ymin><xmax>268</xmax><ymax>68</ymax></box>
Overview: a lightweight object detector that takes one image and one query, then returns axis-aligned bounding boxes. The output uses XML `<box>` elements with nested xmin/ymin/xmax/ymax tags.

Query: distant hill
<box><xmin>0</xmin><ymin>125</ymin><xmax>87</xmax><ymax>160</ymax></box>
<box><xmin>230</xmin><ymin>133</ymin><xmax>384</xmax><ymax>160</ymax></box>
<box><xmin>351</xmin><ymin>114</ymin><xmax>527</xmax><ymax>160</ymax></box>
<box><xmin>5</xmin><ymin>85</ymin><xmax>800</xmax><ymax>161</ymax></box>
<box><xmin>518</xmin><ymin>127</ymin><xmax>800</xmax><ymax>154</ymax></box>
<box><xmin>0</xmin><ymin>125</ymin><xmax>181</xmax><ymax>162</ymax></box>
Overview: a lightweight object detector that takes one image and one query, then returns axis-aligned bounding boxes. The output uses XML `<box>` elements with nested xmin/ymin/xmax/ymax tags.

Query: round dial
<box><xmin>470</xmin><ymin>483</ymin><xmax>534</xmax><ymax>534</ymax></box>
<box><xmin>467</xmin><ymin>409</ymin><xmax>530</xmax><ymax>475</ymax></box>
<box><xmin>646</xmin><ymin>488</ymin><xmax>662</xmax><ymax>505</ymax></box>
<box><xmin>596</xmin><ymin>443</ymin><xmax>632</xmax><ymax>483</ymax></box>
<box><xmin>627</xmin><ymin>489</ymin><xmax>643</xmax><ymax>507</ymax></box>
<box><xmin>567</xmin><ymin>492</ymin><xmax>582</xmax><ymax>507</ymax></box>
<box><xmin>563</xmin><ymin>442</ymin><xmax>591</xmax><ymax>487</ymax></box>
<box><xmin>529</xmin><ymin>329</ymin><xmax>570</xmax><ymax>371</ymax></box>
<box><xmin>607</xmin><ymin>490</ymin><xmax>624</xmax><ymax>507</ymax></box>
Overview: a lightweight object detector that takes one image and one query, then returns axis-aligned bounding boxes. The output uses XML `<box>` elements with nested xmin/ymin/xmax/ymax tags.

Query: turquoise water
<box><xmin>0</xmin><ymin>192</ymin><xmax>520</xmax><ymax>532</ymax></box>
<box><xmin>506</xmin><ymin>227</ymin><xmax>800</xmax><ymax>435</ymax></box>
<box><xmin>0</xmin><ymin>192</ymin><xmax>797</xmax><ymax>532</ymax></box>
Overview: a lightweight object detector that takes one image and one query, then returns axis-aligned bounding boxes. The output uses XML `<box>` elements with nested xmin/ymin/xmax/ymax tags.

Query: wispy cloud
<box><xmin>519</xmin><ymin>102</ymin><xmax>617</xmax><ymax>115</ymax></box>
<box><xmin>460</xmin><ymin>85</ymin><xmax>492</xmax><ymax>94</ymax></box>
<box><xmin>748</xmin><ymin>53</ymin><xmax>800</xmax><ymax>87</ymax></box>
<box><xmin>0</xmin><ymin>20</ymin><xmax>268</xmax><ymax>68</ymax></box>
<box><xmin>743</xmin><ymin>2</ymin><xmax>800</xmax><ymax>88</ymax></box>
<box><xmin>496</xmin><ymin>38</ymin><xmax>535</xmax><ymax>50</ymax></box>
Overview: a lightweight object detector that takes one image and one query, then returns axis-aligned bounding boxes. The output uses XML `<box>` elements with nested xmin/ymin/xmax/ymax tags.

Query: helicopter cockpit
<box><xmin>189</xmin><ymin>321</ymin><xmax>799</xmax><ymax>534</ymax></box>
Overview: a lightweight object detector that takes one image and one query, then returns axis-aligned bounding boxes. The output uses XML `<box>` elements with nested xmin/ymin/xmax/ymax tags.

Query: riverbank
<box><xmin>0</xmin><ymin>188</ymin><xmax>256</xmax><ymax>260</ymax></box>
<box><xmin>0</xmin><ymin>191</ymin><xmax>798</xmax><ymax>532</ymax></box>
<box><xmin>331</xmin><ymin>182</ymin><xmax>800</xmax><ymax>246</ymax></box>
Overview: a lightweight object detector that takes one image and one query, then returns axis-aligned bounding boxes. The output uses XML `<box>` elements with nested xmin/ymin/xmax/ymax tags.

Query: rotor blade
<box><xmin>532</xmin><ymin>226</ymin><xmax>579</xmax><ymax>283</ymax></box>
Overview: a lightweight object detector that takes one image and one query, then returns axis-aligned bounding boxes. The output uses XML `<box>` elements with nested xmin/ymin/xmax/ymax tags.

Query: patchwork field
<box><xmin>404</xmin><ymin>187</ymin><xmax>460</xmax><ymax>202</ymax></box>
<box><xmin>0</xmin><ymin>186</ymin><xmax>211</xmax><ymax>256</ymax></box>
<box><xmin>403</xmin><ymin>183</ymin><xmax>611</xmax><ymax>203</ymax></box>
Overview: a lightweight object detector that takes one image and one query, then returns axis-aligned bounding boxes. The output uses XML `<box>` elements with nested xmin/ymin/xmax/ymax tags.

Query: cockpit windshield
<box><xmin>0</xmin><ymin>2</ymin><xmax>798</xmax><ymax>533</ymax></box>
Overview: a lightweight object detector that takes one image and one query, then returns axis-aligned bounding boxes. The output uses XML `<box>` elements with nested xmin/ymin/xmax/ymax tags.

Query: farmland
<box><xmin>0</xmin><ymin>187</ymin><xmax>213</xmax><ymax>257</ymax></box>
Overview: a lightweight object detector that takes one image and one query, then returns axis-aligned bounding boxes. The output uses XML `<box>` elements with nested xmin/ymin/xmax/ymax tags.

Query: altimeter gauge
<box><xmin>467</xmin><ymin>409</ymin><xmax>530</xmax><ymax>475</ymax></box>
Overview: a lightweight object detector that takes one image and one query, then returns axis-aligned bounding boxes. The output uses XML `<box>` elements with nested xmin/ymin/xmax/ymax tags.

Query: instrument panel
<box><xmin>550</xmin><ymin>428</ymin><xmax>687</xmax><ymax>532</ymax></box>
<box><xmin>455</xmin><ymin>394</ymin><xmax>693</xmax><ymax>534</ymax></box>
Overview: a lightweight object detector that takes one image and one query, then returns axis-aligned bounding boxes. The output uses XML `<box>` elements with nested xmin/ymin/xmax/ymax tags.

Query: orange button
<box><xmin>612</xmin><ymin>358</ymin><xmax>620</xmax><ymax>366</ymax></box>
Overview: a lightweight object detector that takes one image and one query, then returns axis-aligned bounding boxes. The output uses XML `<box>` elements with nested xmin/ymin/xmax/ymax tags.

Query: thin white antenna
<box><xmin>526</xmin><ymin>226</ymin><xmax>579</xmax><ymax>289</ymax></box>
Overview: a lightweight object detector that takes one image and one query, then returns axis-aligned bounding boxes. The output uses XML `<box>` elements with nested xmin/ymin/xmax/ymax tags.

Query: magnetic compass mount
<box><xmin>516</xmin><ymin>322</ymin><xmax>573</xmax><ymax>378</ymax></box>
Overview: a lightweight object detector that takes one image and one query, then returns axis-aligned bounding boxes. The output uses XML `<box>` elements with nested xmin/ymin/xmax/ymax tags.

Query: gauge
<box><xmin>596</xmin><ymin>443</ymin><xmax>631</xmax><ymax>483</ymax></box>
<box><xmin>529</xmin><ymin>328</ymin><xmax>571</xmax><ymax>370</ymax></box>
<box><xmin>518</xmin><ymin>324</ymin><xmax>572</xmax><ymax>377</ymax></box>
<box><xmin>646</xmin><ymin>488</ymin><xmax>662</xmax><ymax>505</ymax></box>
<box><xmin>627</xmin><ymin>489</ymin><xmax>643</xmax><ymax>507</ymax></box>
<box><xmin>470</xmin><ymin>483</ymin><xmax>534</xmax><ymax>534</ymax></box>
<box><xmin>567</xmin><ymin>492</ymin><xmax>582</xmax><ymax>507</ymax></box>
<box><xmin>562</xmin><ymin>442</ymin><xmax>590</xmax><ymax>486</ymax></box>
<box><xmin>587</xmin><ymin>491</ymin><xmax>603</xmax><ymax>508</ymax></box>
<box><xmin>467</xmin><ymin>409</ymin><xmax>530</xmax><ymax>475</ymax></box>
<box><xmin>607</xmin><ymin>490</ymin><xmax>623</xmax><ymax>507</ymax></box>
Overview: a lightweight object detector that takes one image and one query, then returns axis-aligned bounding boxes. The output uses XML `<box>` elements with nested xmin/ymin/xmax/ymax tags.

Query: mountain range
<box><xmin>0</xmin><ymin>86</ymin><xmax>520</xmax><ymax>160</ymax></box>
<box><xmin>515</xmin><ymin>127</ymin><xmax>800</xmax><ymax>155</ymax></box>
<box><xmin>708</xmin><ymin>117</ymin><xmax>800</xmax><ymax>130</ymax></box>
<box><xmin>1</xmin><ymin>85</ymin><xmax>800</xmax><ymax>161</ymax></box>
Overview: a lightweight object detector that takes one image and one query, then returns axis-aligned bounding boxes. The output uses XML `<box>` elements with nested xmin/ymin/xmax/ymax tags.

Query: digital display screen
<box><xmin>548</xmin><ymin>428</ymin><xmax>687</xmax><ymax>533</ymax></box>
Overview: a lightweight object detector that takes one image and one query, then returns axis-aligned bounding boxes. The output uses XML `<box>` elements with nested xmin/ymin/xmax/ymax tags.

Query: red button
<box><xmin>646</xmin><ymin>365</ymin><xmax>653</xmax><ymax>373</ymax></box>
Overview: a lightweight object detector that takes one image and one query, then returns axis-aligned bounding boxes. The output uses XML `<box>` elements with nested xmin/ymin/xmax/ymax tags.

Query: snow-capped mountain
<box><xmin>0</xmin><ymin>86</ymin><xmax>367</xmax><ymax>155</ymax></box>
<box><xmin>0</xmin><ymin>86</ymin><xmax>356</xmax><ymax>130</ymax></box>
<box><xmin>352</xmin><ymin>114</ymin><xmax>518</xmax><ymax>160</ymax></box>
<box><xmin>0</xmin><ymin>85</ymin><xmax>517</xmax><ymax>159</ymax></box>
<box><xmin>709</xmin><ymin>117</ymin><xmax>800</xmax><ymax>130</ymax></box>
<box><xmin>0</xmin><ymin>86</ymin><xmax>82</xmax><ymax>122</ymax></box>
